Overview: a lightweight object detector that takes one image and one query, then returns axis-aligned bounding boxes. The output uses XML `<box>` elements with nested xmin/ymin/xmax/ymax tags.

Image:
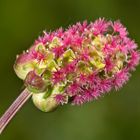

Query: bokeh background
<box><xmin>0</xmin><ymin>0</ymin><xmax>140</xmax><ymax>140</ymax></box>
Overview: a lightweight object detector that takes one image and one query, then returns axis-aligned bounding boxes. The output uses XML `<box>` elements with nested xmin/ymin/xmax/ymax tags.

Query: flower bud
<box><xmin>25</xmin><ymin>71</ymin><xmax>47</xmax><ymax>93</ymax></box>
<box><xmin>32</xmin><ymin>84</ymin><xmax>61</xmax><ymax>112</ymax></box>
<box><xmin>32</xmin><ymin>92</ymin><xmax>58</xmax><ymax>112</ymax></box>
<box><xmin>14</xmin><ymin>52</ymin><xmax>35</xmax><ymax>80</ymax></box>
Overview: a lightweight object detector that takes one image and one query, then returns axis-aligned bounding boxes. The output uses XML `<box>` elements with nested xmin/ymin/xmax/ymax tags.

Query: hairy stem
<box><xmin>0</xmin><ymin>88</ymin><xmax>31</xmax><ymax>134</ymax></box>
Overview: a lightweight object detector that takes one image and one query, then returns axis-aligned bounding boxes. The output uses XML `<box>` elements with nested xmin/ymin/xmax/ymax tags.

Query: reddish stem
<box><xmin>0</xmin><ymin>88</ymin><xmax>31</xmax><ymax>134</ymax></box>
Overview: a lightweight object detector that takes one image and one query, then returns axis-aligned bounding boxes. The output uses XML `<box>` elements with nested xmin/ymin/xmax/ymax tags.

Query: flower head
<box><xmin>14</xmin><ymin>18</ymin><xmax>140</xmax><ymax>112</ymax></box>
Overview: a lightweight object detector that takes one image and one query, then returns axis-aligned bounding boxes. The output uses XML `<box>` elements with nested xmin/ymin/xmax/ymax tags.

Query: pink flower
<box><xmin>67</xmin><ymin>82</ymin><xmax>81</xmax><ymax>96</ymax></box>
<box><xmin>62</xmin><ymin>60</ymin><xmax>77</xmax><ymax>74</ymax></box>
<box><xmin>99</xmin><ymin>79</ymin><xmax>112</xmax><ymax>93</ymax></box>
<box><xmin>125</xmin><ymin>38</ymin><xmax>138</xmax><ymax>50</ymax></box>
<box><xmin>91</xmin><ymin>90</ymin><xmax>101</xmax><ymax>99</ymax></box>
<box><xmin>113</xmin><ymin>69</ymin><xmax>130</xmax><ymax>90</ymax></box>
<box><xmin>78</xmin><ymin>74</ymin><xmax>88</xmax><ymax>83</ymax></box>
<box><xmin>75</xmin><ymin>21</ymin><xmax>88</xmax><ymax>32</ymax></box>
<box><xmin>88</xmin><ymin>74</ymin><xmax>101</xmax><ymax>88</ymax></box>
<box><xmin>103</xmin><ymin>44</ymin><xmax>114</xmax><ymax>54</ymax></box>
<box><xmin>128</xmin><ymin>50</ymin><xmax>140</xmax><ymax>70</ymax></box>
<box><xmin>112</xmin><ymin>21</ymin><xmax>128</xmax><ymax>38</ymax></box>
<box><xmin>105</xmin><ymin>57</ymin><xmax>114</xmax><ymax>71</ymax></box>
<box><xmin>91</xmin><ymin>18</ymin><xmax>109</xmax><ymax>35</ymax></box>
<box><xmin>83</xmin><ymin>90</ymin><xmax>93</xmax><ymax>102</ymax></box>
<box><xmin>31</xmin><ymin>50</ymin><xmax>45</xmax><ymax>61</ymax></box>
<box><xmin>26</xmin><ymin>45</ymin><xmax>44</xmax><ymax>60</ymax></box>
<box><xmin>52</xmin><ymin>70</ymin><xmax>65</xmax><ymax>84</ymax></box>
<box><xmin>55</xmin><ymin>28</ymin><xmax>64</xmax><ymax>38</ymax></box>
<box><xmin>52</xmin><ymin>46</ymin><xmax>65</xmax><ymax>57</ymax></box>
<box><xmin>72</xmin><ymin>95</ymin><xmax>84</xmax><ymax>105</ymax></box>
<box><xmin>80</xmin><ymin>49</ymin><xmax>90</xmax><ymax>61</ymax></box>
<box><xmin>72</xmin><ymin>35</ymin><xmax>83</xmax><ymax>46</ymax></box>
<box><xmin>63</xmin><ymin>36</ymin><xmax>72</xmax><ymax>46</ymax></box>
<box><xmin>54</xmin><ymin>94</ymin><xmax>67</xmax><ymax>105</ymax></box>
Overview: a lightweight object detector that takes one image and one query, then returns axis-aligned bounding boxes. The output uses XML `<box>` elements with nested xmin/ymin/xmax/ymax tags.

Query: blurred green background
<box><xmin>0</xmin><ymin>0</ymin><xmax>140</xmax><ymax>140</ymax></box>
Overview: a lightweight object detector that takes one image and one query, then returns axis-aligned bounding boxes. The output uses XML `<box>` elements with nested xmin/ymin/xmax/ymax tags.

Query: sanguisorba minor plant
<box><xmin>0</xmin><ymin>18</ymin><xmax>140</xmax><ymax>134</ymax></box>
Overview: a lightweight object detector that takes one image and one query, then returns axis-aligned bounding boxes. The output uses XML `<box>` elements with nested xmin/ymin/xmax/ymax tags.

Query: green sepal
<box><xmin>14</xmin><ymin>61</ymin><xmax>35</xmax><ymax>80</ymax></box>
<box><xmin>57</xmin><ymin>49</ymin><xmax>76</xmax><ymax>66</ymax></box>
<box><xmin>32</xmin><ymin>83</ymin><xmax>65</xmax><ymax>112</ymax></box>
<box><xmin>78</xmin><ymin>61</ymin><xmax>92</xmax><ymax>74</ymax></box>
<box><xmin>46</xmin><ymin>60</ymin><xmax>58</xmax><ymax>71</ymax></box>
<box><xmin>43</xmin><ymin>85</ymin><xmax>53</xmax><ymax>99</ymax></box>
<box><xmin>32</xmin><ymin>92</ymin><xmax>58</xmax><ymax>112</ymax></box>
<box><xmin>49</xmin><ymin>37</ymin><xmax>62</xmax><ymax>48</ymax></box>
<box><xmin>46</xmin><ymin>52</ymin><xmax>55</xmax><ymax>62</ymax></box>
<box><xmin>26</xmin><ymin>85</ymin><xmax>47</xmax><ymax>94</ymax></box>
<box><xmin>90</xmin><ymin>57</ymin><xmax>105</xmax><ymax>69</ymax></box>
<box><xmin>35</xmin><ymin>43</ymin><xmax>46</xmax><ymax>52</ymax></box>
<box><xmin>42</xmin><ymin>69</ymin><xmax>52</xmax><ymax>80</ymax></box>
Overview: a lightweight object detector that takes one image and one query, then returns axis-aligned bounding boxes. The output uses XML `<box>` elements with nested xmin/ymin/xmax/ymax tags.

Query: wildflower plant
<box><xmin>0</xmin><ymin>18</ymin><xmax>140</xmax><ymax>134</ymax></box>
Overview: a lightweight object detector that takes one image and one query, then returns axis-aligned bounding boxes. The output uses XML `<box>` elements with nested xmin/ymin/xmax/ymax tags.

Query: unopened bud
<box><xmin>32</xmin><ymin>84</ymin><xmax>61</xmax><ymax>112</ymax></box>
<box><xmin>14</xmin><ymin>53</ymin><xmax>35</xmax><ymax>80</ymax></box>
<box><xmin>25</xmin><ymin>71</ymin><xmax>46</xmax><ymax>93</ymax></box>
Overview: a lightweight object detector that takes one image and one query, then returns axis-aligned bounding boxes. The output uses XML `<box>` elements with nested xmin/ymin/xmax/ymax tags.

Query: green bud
<box><xmin>14</xmin><ymin>53</ymin><xmax>35</xmax><ymax>80</ymax></box>
<box><xmin>32</xmin><ymin>92</ymin><xmax>58</xmax><ymax>112</ymax></box>
<box><xmin>57</xmin><ymin>49</ymin><xmax>76</xmax><ymax>66</ymax></box>
<box><xmin>32</xmin><ymin>84</ymin><xmax>61</xmax><ymax>112</ymax></box>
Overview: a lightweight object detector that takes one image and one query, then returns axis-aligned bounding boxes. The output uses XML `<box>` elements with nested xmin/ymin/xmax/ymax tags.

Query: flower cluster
<box><xmin>14</xmin><ymin>18</ymin><xmax>140</xmax><ymax>112</ymax></box>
